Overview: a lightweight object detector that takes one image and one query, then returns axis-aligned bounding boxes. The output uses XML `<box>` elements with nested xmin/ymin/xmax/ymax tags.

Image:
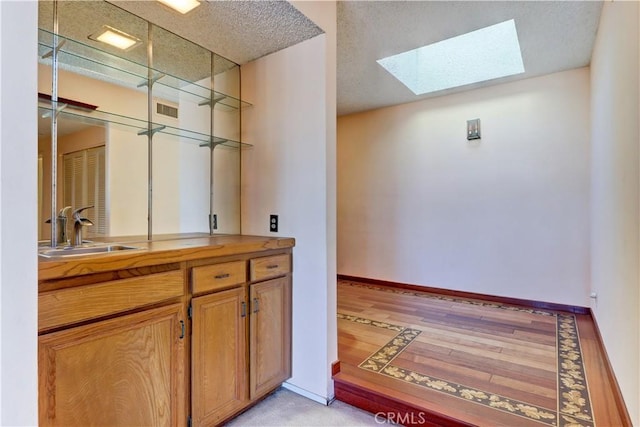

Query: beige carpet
<box><xmin>224</xmin><ymin>388</ymin><xmax>380</xmax><ymax>426</ymax></box>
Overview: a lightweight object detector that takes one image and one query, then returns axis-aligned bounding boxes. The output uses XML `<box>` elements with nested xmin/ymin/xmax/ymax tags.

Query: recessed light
<box><xmin>377</xmin><ymin>19</ymin><xmax>525</xmax><ymax>95</ymax></box>
<box><xmin>156</xmin><ymin>0</ymin><xmax>201</xmax><ymax>14</ymax></box>
<box><xmin>89</xmin><ymin>25</ymin><xmax>141</xmax><ymax>51</ymax></box>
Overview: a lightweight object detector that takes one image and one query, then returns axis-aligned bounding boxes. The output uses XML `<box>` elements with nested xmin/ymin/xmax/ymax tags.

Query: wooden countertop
<box><xmin>39</xmin><ymin>234</ymin><xmax>295</xmax><ymax>281</ymax></box>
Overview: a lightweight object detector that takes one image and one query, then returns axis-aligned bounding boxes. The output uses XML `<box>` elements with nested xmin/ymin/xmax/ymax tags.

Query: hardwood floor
<box><xmin>334</xmin><ymin>279</ymin><xmax>628</xmax><ymax>427</ymax></box>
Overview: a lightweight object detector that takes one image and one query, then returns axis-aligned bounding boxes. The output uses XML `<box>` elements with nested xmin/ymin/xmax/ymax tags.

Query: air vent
<box><xmin>156</xmin><ymin>102</ymin><xmax>178</xmax><ymax>119</ymax></box>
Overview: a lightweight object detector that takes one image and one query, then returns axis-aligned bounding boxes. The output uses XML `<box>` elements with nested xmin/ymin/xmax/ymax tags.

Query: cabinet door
<box><xmin>39</xmin><ymin>303</ymin><xmax>186</xmax><ymax>427</ymax></box>
<box><xmin>192</xmin><ymin>287</ymin><xmax>248</xmax><ymax>426</ymax></box>
<box><xmin>249</xmin><ymin>276</ymin><xmax>292</xmax><ymax>399</ymax></box>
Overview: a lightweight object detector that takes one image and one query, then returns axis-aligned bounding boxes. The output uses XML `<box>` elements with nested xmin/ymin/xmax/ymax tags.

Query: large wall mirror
<box><xmin>38</xmin><ymin>0</ymin><xmax>244</xmax><ymax>243</ymax></box>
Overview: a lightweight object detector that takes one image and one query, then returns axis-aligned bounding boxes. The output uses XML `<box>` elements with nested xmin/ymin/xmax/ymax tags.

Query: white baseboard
<box><xmin>282</xmin><ymin>382</ymin><xmax>335</xmax><ymax>406</ymax></box>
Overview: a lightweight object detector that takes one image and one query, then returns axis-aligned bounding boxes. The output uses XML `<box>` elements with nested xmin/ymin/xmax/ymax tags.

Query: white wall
<box><xmin>338</xmin><ymin>68</ymin><xmax>591</xmax><ymax>307</ymax></box>
<box><xmin>292</xmin><ymin>0</ymin><xmax>337</xmax><ymax>401</ymax></box>
<box><xmin>590</xmin><ymin>1</ymin><xmax>640</xmax><ymax>424</ymax></box>
<box><xmin>0</xmin><ymin>1</ymin><xmax>39</xmax><ymax>424</ymax></box>
<box><xmin>241</xmin><ymin>1</ymin><xmax>337</xmax><ymax>402</ymax></box>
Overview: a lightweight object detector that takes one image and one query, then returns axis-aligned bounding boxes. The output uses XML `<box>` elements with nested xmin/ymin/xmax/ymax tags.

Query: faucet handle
<box><xmin>45</xmin><ymin>206</ymin><xmax>72</xmax><ymax>223</ymax></box>
<box><xmin>77</xmin><ymin>218</ymin><xmax>94</xmax><ymax>226</ymax></box>
<box><xmin>73</xmin><ymin>205</ymin><xmax>94</xmax><ymax>221</ymax></box>
<box><xmin>59</xmin><ymin>206</ymin><xmax>72</xmax><ymax>218</ymax></box>
<box><xmin>71</xmin><ymin>207</ymin><xmax>94</xmax><ymax>247</ymax></box>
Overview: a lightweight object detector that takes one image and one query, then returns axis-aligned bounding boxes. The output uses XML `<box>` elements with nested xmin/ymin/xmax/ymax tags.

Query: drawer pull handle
<box><xmin>241</xmin><ymin>301</ymin><xmax>247</xmax><ymax>318</ymax></box>
<box><xmin>179</xmin><ymin>320</ymin><xmax>185</xmax><ymax>339</ymax></box>
<box><xmin>214</xmin><ymin>273</ymin><xmax>230</xmax><ymax>279</ymax></box>
<box><xmin>252</xmin><ymin>298</ymin><xmax>260</xmax><ymax>314</ymax></box>
<box><xmin>266</xmin><ymin>265</ymin><xmax>279</xmax><ymax>270</ymax></box>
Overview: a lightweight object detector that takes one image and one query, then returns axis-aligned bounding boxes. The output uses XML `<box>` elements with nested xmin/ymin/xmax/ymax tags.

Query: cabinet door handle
<box><xmin>241</xmin><ymin>301</ymin><xmax>247</xmax><ymax>318</ymax></box>
<box><xmin>214</xmin><ymin>273</ymin><xmax>230</xmax><ymax>279</ymax></box>
<box><xmin>252</xmin><ymin>298</ymin><xmax>260</xmax><ymax>314</ymax></box>
<box><xmin>179</xmin><ymin>320</ymin><xmax>185</xmax><ymax>339</ymax></box>
<box><xmin>266</xmin><ymin>264</ymin><xmax>279</xmax><ymax>270</ymax></box>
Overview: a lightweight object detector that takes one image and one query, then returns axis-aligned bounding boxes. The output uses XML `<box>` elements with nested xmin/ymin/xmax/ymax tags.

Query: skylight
<box><xmin>377</xmin><ymin>19</ymin><xmax>525</xmax><ymax>95</ymax></box>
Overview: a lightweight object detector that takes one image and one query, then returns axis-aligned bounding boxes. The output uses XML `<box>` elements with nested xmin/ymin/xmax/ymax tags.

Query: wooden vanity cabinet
<box><xmin>190</xmin><ymin>251</ymin><xmax>292</xmax><ymax>426</ymax></box>
<box><xmin>249</xmin><ymin>253</ymin><xmax>292</xmax><ymax>400</ymax></box>
<box><xmin>38</xmin><ymin>238</ymin><xmax>294</xmax><ymax>427</ymax></box>
<box><xmin>191</xmin><ymin>262</ymin><xmax>248</xmax><ymax>426</ymax></box>
<box><xmin>38</xmin><ymin>269</ymin><xmax>187</xmax><ymax>427</ymax></box>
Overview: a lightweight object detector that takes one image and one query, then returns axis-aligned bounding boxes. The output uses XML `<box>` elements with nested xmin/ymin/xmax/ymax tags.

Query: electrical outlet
<box><xmin>270</xmin><ymin>214</ymin><xmax>278</xmax><ymax>232</ymax></box>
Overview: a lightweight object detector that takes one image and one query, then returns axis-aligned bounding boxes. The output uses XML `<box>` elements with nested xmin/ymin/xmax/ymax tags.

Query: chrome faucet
<box><xmin>72</xmin><ymin>206</ymin><xmax>94</xmax><ymax>246</ymax></box>
<box><xmin>46</xmin><ymin>206</ymin><xmax>71</xmax><ymax>246</ymax></box>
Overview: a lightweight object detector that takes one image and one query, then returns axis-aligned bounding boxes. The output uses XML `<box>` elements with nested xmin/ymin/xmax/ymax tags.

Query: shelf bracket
<box><xmin>137</xmin><ymin>73</ymin><xmax>166</xmax><ymax>89</ymax></box>
<box><xmin>40</xmin><ymin>102</ymin><xmax>69</xmax><ymax>119</ymax></box>
<box><xmin>137</xmin><ymin>124</ymin><xmax>166</xmax><ymax>137</ymax></box>
<box><xmin>41</xmin><ymin>40</ymin><xmax>66</xmax><ymax>59</ymax></box>
<box><xmin>197</xmin><ymin>93</ymin><xmax>226</xmax><ymax>107</ymax></box>
<box><xmin>198</xmin><ymin>137</ymin><xmax>228</xmax><ymax>149</ymax></box>
<box><xmin>54</xmin><ymin>102</ymin><xmax>69</xmax><ymax>118</ymax></box>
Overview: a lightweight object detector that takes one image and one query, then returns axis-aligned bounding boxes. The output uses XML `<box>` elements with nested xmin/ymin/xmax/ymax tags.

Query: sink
<box><xmin>39</xmin><ymin>245</ymin><xmax>141</xmax><ymax>258</ymax></box>
<box><xmin>39</xmin><ymin>240</ymin><xmax>92</xmax><ymax>247</ymax></box>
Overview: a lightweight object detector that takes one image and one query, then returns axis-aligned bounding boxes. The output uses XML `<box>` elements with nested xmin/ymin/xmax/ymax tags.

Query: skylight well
<box><xmin>377</xmin><ymin>19</ymin><xmax>525</xmax><ymax>95</ymax></box>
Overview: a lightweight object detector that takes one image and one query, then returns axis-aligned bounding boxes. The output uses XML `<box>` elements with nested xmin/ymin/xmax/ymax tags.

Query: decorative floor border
<box><xmin>338</xmin><ymin>281</ymin><xmax>595</xmax><ymax>427</ymax></box>
<box><xmin>337</xmin><ymin>313</ymin><xmax>404</xmax><ymax>332</ymax></box>
<box><xmin>340</xmin><ymin>280</ymin><xmax>554</xmax><ymax>316</ymax></box>
<box><xmin>557</xmin><ymin>314</ymin><xmax>594</xmax><ymax>426</ymax></box>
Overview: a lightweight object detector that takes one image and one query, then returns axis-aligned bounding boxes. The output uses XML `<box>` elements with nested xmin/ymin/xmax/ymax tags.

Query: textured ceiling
<box><xmin>109</xmin><ymin>0</ymin><xmax>323</xmax><ymax>65</ymax></box>
<box><xmin>38</xmin><ymin>0</ymin><xmax>323</xmax><ymax>101</ymax></box>
<box><xmin>39</xmin><ymin>1</ymin><xmax>603</xmax><ymax>118</ymax></box>
<box><xmin>337</xmin><ymin>1</ymin><xmax>603</xmax><ymax>116</ymax></box>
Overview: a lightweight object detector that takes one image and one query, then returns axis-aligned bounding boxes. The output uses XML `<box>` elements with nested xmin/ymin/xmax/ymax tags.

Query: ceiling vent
<box><xmin>156</xmin><ymin>101</ymin><xmax>178</xmax><ymax>119</ymax></box>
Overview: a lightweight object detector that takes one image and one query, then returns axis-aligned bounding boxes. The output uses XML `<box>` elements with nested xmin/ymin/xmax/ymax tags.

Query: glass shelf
<box><xmin>38</xmin><ymin>29</ymin><xmax>251</xmax><ymax>111</ymax></box>
<box><xmin>38</xmin><ymin>99</ymin><xmax>251</xmax><ymax>149</ymax></box>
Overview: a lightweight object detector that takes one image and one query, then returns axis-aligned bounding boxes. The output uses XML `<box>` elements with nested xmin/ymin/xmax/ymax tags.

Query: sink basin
<box><xmin>39</xmin><ymin>245</ymin><xmax>141</xmax><ymax>258</ymax></box>
<box><xmin>39</xmin><ymin>240</ymin><xmax>92</xmax><ymax>247</ymax></box>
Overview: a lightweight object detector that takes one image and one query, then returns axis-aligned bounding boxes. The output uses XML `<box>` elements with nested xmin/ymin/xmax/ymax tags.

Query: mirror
<box><xmin>38</xmin><ymin>0</ymin><xmax>243</xmax><ymax>242</ymax></box>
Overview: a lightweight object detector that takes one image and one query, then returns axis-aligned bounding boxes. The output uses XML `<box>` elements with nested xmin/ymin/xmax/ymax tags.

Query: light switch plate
<box><xmin>467</xmin><ymin>118</ymin><xmax>481</xmax><ymax>140</ymax></box>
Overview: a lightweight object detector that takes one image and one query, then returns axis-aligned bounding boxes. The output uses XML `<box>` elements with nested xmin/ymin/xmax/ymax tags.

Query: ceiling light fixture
<box><xmin>89</xmin><ymin>26</ymin><xmax>141</xmax><ymax>51</ymax></box>
<box><xmin>156</xmin><ymin>0</ymin><xmax>201</xmax><ymax>14</ymax></box>
<box><xmin>377</xmin><ymin>19</ymin><xmax>525</xmax><ymax>95</ymax></box>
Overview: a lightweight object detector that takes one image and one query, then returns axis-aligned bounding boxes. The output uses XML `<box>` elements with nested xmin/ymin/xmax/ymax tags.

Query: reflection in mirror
<box><xmin>38</xmin><ymin>0</ymin><xmax>244</xmax><ymax>241</ymax></box>
<box><xmin>38</xmin><ymin>57</ymin><xmax>150</xmax><ymax>239</ymax></box>
<box><xmin>38</xmin><ymin>0</ymin><xmax>149</xmax><ymax>240</ymax></box>
<box><xmin>150</xmin><ymin>24</ymin><xmax>242</xmax><ymax>236</ymax></box>
<box><xmin>150</xmin><ymin>24</ymin><xmax>211</xmax><ymax>235</ymax></box>
<box><xmin>212</xmin><ymin>55</ymin><xmax>242</xmax><ymax>234</ymax></box>
<box><xmin>38</xmin><ymin>116</ymin><xmax>106</xmax><ymax>242</ymax></box>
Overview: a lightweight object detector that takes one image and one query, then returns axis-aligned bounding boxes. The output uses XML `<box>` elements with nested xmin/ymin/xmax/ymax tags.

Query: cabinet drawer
<box><xmin>192</xmin><ymin>261</ymin><xmax>246</xmax><ymax>294</ymax></box>
<box><xmin>250</xmin><ymin>254</ymin><xmax>291</xmax><ymax>282</ymax></box>
<box><xmin>39</xmin><ymin>270</ymin><xmax>184</xmax><ymax>332</ymax></box>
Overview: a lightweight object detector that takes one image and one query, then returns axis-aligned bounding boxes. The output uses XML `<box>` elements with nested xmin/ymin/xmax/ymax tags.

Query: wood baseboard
<box><xmin>331</xmin><ymin>360</ymin><xmax>341</xmax><ymax>376</ymax></box>
<box><xmin>337</xmin><ymin>274</ymin><xmax>590</xmax><ymax>315</ymax></box>
<box><xmin>589</xmin><ymin>309</ymin><xmax>633</xmax><ymax>426</ymax></box>
<box><xmin>333</xmin><ymin>375</ymin><xmax>475</xmax><ymax>427</ymax></box>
